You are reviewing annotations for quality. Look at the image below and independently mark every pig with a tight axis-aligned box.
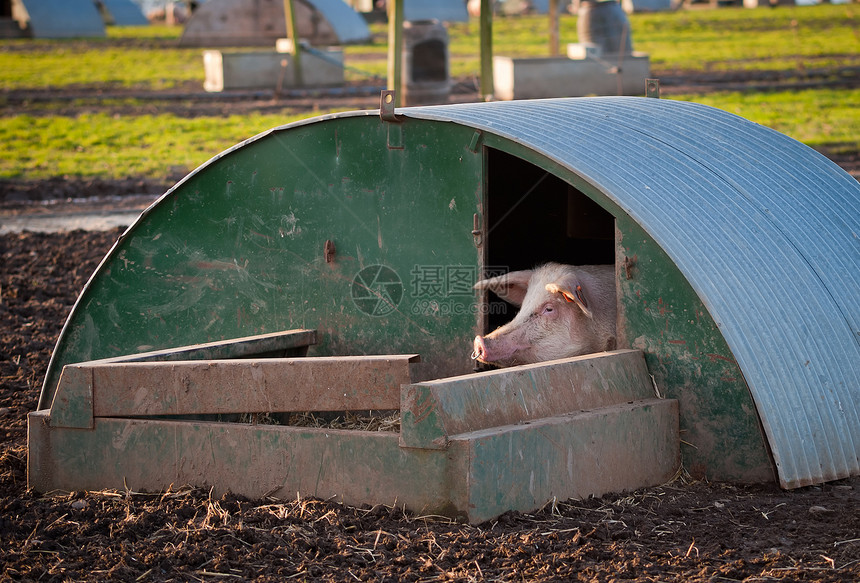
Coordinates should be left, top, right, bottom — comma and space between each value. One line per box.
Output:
471, 263, 616, 367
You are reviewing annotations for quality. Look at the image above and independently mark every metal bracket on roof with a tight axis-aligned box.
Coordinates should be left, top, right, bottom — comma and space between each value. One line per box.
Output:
646, 79, 661, 99
381, 90, 404, 149
380, 90, 400, 123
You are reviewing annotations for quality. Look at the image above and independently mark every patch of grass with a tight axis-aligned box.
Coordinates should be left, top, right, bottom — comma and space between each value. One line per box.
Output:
0, 111, 326, 180
633, 5, 859, 72
105, 24, 182, 40
670, 88, 859, 151
0, 46, 203, 91
0, 5, 857, 181
2, 5, 856, 89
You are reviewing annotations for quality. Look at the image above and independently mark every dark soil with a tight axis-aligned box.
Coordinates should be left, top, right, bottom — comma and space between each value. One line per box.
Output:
1, 228, 858, 582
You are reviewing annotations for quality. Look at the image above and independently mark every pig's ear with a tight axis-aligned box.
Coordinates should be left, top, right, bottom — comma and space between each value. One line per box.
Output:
546, 281, 593, 319
473, 270, 533, 307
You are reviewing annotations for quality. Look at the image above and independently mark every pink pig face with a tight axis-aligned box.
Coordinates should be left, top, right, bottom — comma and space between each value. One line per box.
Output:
472, 263, 617, 368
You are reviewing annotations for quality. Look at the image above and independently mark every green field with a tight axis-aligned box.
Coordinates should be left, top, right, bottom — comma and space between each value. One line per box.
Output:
0, 4, 857, 181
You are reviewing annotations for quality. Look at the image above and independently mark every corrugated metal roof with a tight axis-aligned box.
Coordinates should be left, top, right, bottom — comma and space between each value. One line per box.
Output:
306, 0, 372, 43
401, 96, 860, 488
101, 0, 150, 26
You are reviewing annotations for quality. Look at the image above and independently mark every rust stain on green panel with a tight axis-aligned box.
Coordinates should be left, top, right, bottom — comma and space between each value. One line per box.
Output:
615, 217, 772, 482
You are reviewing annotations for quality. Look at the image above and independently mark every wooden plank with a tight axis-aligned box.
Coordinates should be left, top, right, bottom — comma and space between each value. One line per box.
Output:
401, 349, 655, 449
50, 365, 93, 429
28, 411, 459, 519
51, 355, 419, 427
92, 329, 318, 363
29, 397, 680, 524
450, 398, 680, 524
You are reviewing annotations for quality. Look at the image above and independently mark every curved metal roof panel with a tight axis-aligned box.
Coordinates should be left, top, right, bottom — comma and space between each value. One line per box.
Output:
405, 0, 469, 23
306, 0, 372, 43
179, 0, 370, 47
401, 96, 860, 488
20, 0, 106, 38
101, 0, 150, 26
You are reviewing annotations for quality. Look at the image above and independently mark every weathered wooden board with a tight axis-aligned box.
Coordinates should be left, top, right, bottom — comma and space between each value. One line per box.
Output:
32, 348, 681, 523
449, 398, 680, 523
401, 349, 655, 449
51, 354, 420, 429
29, 397, 678, 524
28, 411, 457, 518
92, 329, 318, 363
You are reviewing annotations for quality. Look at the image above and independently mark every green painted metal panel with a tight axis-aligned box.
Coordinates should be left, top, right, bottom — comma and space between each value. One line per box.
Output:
42, 116, 484, 408
615, 216, 772, 482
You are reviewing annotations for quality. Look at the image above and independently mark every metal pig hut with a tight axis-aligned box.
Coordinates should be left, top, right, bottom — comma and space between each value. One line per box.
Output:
29, 96, 860, 523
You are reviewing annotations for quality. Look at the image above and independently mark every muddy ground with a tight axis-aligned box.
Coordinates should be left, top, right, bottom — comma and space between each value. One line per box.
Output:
1, 230, 859, 581
1, 49, 859, 580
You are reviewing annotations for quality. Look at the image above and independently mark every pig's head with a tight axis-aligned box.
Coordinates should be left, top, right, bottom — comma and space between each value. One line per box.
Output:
471, 263, 616, 367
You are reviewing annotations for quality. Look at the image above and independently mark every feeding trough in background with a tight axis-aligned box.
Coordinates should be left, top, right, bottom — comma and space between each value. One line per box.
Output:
29, 96, 860, 522
492, 0, 651, 100
348, 0, 469, 23
203, 41, 346, 93
195, 0, 368, 93
493, 47, 650, 100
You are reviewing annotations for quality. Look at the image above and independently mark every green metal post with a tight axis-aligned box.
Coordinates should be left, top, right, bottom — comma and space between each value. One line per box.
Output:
480, 0, 493, 101
283, 0, 303, 86
387, 0, 404, 106
549, 0, 559, 56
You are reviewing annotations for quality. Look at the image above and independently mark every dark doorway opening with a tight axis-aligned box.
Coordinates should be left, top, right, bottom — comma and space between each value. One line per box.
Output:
483, 148, 615, 333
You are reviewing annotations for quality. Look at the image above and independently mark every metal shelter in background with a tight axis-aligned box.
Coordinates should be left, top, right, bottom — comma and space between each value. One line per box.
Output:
98, 0, 149, 25
179, 0, 371, 47
12, 0, 105, 37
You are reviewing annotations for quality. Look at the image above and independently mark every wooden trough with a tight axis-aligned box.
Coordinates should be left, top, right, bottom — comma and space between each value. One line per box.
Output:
29, 330, 678, 524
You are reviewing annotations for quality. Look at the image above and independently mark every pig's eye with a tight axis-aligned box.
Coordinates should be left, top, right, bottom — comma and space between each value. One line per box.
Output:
542, 305, 554, 315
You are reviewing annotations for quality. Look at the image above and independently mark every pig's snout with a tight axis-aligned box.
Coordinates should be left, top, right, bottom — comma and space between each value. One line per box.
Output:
471, 335, 487, 361
471, 334, 520, 365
